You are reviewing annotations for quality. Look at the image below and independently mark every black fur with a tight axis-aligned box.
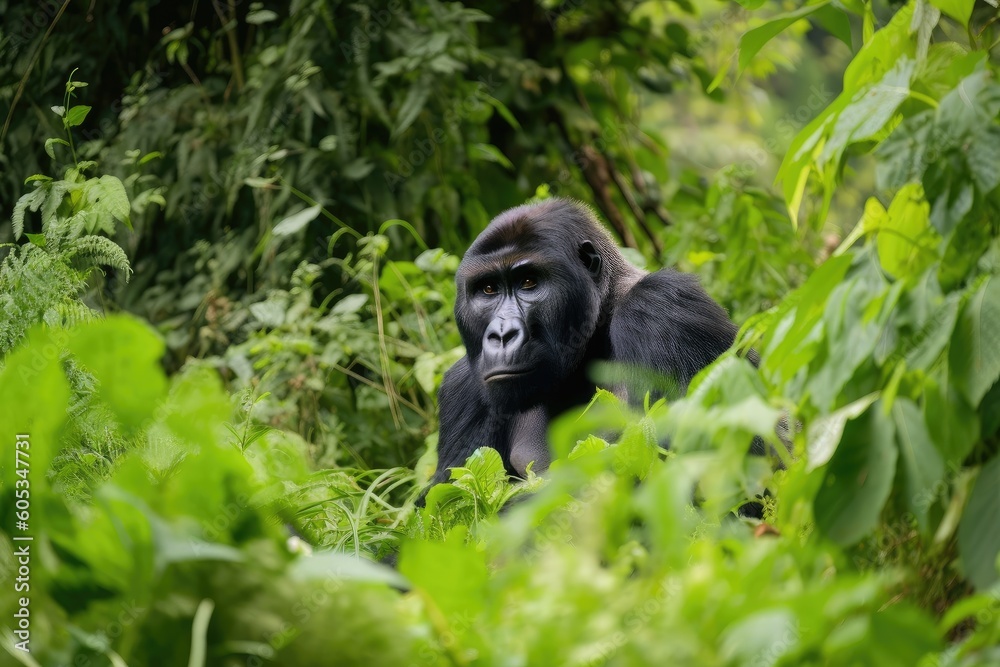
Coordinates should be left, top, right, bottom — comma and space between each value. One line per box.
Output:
429, 198, 751, 487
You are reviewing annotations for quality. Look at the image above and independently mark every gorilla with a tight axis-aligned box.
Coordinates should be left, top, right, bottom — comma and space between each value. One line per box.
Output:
429, 197, 758, 487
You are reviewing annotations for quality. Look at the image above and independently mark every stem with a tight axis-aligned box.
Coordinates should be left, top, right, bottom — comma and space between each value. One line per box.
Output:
908, 90, 939, 108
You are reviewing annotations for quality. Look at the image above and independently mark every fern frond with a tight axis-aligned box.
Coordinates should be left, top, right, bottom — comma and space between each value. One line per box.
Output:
65, 235, 133, 281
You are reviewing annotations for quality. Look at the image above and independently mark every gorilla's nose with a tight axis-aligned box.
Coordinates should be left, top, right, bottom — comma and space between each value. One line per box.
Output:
484, 317, 526, 355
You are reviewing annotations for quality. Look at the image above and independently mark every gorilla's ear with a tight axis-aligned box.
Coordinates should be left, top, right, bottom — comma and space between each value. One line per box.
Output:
578, 240, 602, 278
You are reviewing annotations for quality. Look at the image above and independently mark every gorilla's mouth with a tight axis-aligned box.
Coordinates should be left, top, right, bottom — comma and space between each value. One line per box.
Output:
483, 368, 532, 382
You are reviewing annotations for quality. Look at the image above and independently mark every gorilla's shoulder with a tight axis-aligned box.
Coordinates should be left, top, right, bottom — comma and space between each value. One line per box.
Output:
608, 269, 740, 383
440, 356, 473, 391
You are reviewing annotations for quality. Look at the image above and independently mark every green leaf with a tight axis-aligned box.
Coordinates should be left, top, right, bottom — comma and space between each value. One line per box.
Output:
949, 277, 1000, 406
820, 58, 915, 168
67, 316, 168, 430
342, 158, 374, 180
82, 175, 132, 231
246, 9, 279, 24
244, 176, 277, 188
483, 94, 521, 130
891, 398, 945, 534
814, 400, 898, 546
806, 393, 879, 471
958, 456, 1000, 590
399, 528, 489, 621
0, 328, 71, 492
762, 253, 853, 383
875, 183, 939, 280
470, 143, 513, 169
24, 232, 46, 247
875, 110, 931, 187
806, 268, 885, 411
289, 551, 409, 589
738, 2, 833, 76
904, 295, 959, 370
331, 293, 369, 316
777, 3, 915, 224
44, 137, 70, 159
391, 81, 431, 138
63, 104, 92, 128
924, 378, 979, 464
138, 151, 163, 165
929, 0, 975, 25
811, 4, 853, 50
272, 204, 321, 236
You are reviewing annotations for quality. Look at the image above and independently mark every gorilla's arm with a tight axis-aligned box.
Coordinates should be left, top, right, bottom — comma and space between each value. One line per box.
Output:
608, 269, 742, 402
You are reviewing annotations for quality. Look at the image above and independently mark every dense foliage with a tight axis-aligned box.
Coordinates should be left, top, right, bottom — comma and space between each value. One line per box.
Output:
2, 1, 1000, 665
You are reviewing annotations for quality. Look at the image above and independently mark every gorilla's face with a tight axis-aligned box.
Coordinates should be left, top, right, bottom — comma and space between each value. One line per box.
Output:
455, 219, 603, 410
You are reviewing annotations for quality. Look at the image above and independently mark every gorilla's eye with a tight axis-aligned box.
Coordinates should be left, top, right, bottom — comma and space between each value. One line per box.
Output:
482, 283, 499, 295
520, 277, 538, 290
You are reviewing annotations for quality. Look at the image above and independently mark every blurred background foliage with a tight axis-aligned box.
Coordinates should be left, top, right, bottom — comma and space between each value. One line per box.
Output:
3, 0, 1000, 665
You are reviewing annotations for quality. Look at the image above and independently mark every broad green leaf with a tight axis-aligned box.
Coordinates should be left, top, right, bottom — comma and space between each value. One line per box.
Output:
966, 124, 1000, 193
720, 609, 799, 664
958, 456, 1000, 590
738, 2, 833, 76
814, 400, 898, 545
875, 110, 932, 190
924, 378, 979, 464
820, 58, 915, 167
892, 398, 945, 533
67, 316, 168, 430
949, 277, 1000, 406
858, 605, 942, 664
806, 393, 879, 471
807, 268, 885, 411
929, 0, 975, 25
273, 204, 321, 236
876, 183, 939, 279
160, 366, 232, 447
0, 328, 71, 492
24, 232, 46, 247
904, 294, 959, 370
762, 253, 853, 383
399, 528, 488, 621
614, 419, 658, 480
811, 4, 853, 49
63, 104, 92, 128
